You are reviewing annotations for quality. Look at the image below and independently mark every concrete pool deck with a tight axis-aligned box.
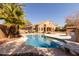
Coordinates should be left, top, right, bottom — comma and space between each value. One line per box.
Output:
44, 34, 71, 40
24, 33, 79, 55
64, 40, 79, 55
44, 34, 79, 55
25, 33, 71, 40
0, 39, 72, 56
0, 33, 73, 56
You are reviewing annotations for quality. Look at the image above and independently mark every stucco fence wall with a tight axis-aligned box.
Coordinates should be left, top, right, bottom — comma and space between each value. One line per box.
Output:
75, 29, 79, 43
0, 29, 6, 39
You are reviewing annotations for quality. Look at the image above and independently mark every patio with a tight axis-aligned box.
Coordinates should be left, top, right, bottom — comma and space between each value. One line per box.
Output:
0, 36, 72, 56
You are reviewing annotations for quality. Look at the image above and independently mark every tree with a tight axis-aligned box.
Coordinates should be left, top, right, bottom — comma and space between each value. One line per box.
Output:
65, 11, 79, 27
19, 19, 32, 29
65, 16, 75, 26
55, 26, 61, 31
0, 3, 25, 26
0, 3, 32, 38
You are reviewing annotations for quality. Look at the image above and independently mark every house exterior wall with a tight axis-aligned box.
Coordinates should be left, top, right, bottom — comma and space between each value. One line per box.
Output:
75, 21, 79, 43
75, 29, 79, 42
38, 24, 44, 33
66, 28, 76, 35
66, 27, 77, 41
33, 21, 56, 33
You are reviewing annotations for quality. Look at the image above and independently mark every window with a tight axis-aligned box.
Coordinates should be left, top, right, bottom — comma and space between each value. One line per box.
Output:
41, 28, 43, 31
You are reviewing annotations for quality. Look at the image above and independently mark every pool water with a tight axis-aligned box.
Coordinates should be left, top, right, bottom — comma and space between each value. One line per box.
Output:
25, 35, 61, 48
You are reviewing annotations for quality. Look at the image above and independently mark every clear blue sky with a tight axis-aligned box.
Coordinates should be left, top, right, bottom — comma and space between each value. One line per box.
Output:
23, 3, 79, 26
0, 4, 79, 26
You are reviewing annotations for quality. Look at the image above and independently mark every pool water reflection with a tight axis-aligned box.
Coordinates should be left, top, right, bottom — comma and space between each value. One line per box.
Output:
25, 35, 61, 48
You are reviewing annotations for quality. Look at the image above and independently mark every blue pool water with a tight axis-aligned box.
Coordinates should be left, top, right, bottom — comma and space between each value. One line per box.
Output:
25, 35, 61, 48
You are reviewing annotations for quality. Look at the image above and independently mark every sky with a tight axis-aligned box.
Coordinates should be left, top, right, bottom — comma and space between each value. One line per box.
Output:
1, 3, 79, 26
24, 3, 79, 26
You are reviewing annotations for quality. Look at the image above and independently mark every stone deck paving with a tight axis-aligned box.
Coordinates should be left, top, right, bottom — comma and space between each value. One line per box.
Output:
0, 38, 72, 56
65, 40, 79, 55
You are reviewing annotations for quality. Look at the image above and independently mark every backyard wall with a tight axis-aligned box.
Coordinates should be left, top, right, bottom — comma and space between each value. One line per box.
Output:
66, 27, 76, 35
66, 27, 77, 41
0, 24, 8, 39
0, 29, 6, 39
75, 29, 79, 43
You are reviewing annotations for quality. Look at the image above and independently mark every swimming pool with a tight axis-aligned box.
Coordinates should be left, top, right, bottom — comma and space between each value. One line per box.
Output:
25, 35, 62, 48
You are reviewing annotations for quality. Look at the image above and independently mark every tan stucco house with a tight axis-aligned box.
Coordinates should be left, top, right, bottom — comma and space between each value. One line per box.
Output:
32, 21, 56, 33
